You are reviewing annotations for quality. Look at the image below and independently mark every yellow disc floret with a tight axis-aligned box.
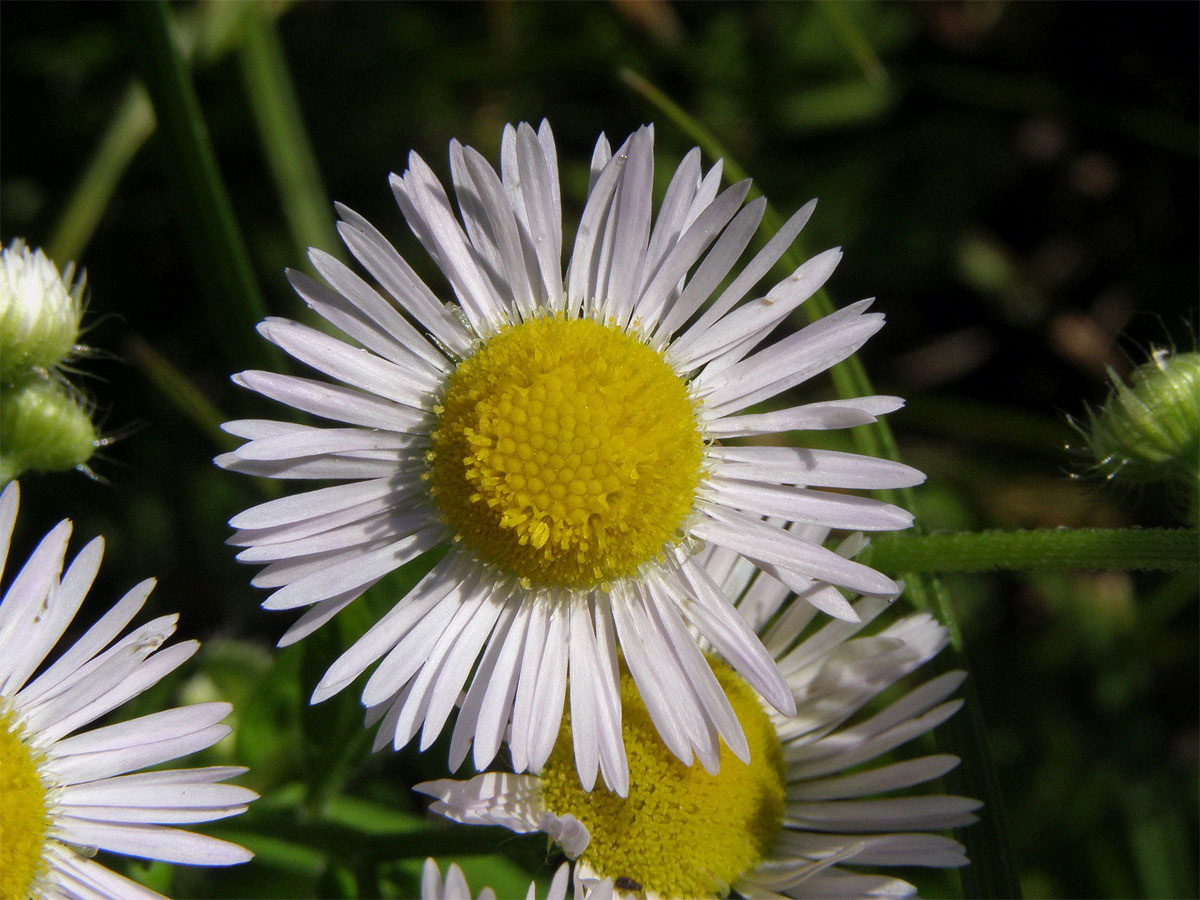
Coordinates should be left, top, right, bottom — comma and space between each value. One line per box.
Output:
428, 317, 704, 589
539, 660, 786, 898
1, 703, 52, 899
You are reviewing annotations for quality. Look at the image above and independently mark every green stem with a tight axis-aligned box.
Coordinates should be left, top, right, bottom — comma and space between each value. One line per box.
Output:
862, 528, 1199, 574
124, 334, 235, 451
124, 0, 278, 372
50, 2, 283, 264
236, 3, 342, 267
48, 84, 156, 265
816, 0, 888, 87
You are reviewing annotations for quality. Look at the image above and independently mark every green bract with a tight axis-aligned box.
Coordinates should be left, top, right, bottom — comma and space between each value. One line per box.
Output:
0, 240, 85, 382
0, 375, 96, 483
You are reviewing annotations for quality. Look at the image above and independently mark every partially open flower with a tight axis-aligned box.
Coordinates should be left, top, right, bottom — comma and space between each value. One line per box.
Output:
0, 239, 85, 382
1080, 348, 1199, 503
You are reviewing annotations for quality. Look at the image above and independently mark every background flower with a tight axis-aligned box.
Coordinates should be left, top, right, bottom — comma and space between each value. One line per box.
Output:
418, 544, 977, 899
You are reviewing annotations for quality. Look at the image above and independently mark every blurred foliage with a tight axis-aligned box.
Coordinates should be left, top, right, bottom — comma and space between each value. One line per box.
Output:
1, 2, 1196, 898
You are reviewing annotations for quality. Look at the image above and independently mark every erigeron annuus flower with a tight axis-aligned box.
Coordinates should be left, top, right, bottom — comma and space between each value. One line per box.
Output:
418, 535, 979, 900
0, 482, 256, 900
218, 121, 925, 794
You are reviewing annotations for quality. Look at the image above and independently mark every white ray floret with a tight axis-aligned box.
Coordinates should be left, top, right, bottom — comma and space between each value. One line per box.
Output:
0, 482, 255, 900
219, 121, 924, 795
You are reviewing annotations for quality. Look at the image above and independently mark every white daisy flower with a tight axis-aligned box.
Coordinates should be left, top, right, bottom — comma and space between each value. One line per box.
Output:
0, 482, 256, 900
417, 536, 979, 900
218, 121, 925, 795
420, 858, 608, 900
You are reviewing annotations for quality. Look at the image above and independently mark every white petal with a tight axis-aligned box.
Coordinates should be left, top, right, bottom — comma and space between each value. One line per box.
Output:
0, 518, 72, 688
291, 258, 448, 376
447, 598, 521, 770
708, 477, 914, 532
2, 535, 102, 696
234, 370, 432, 432
259, 317, 438, 405
668, 556, 795, 716
335, 204, 474, 358
692, 508, 898, 598
526, 603, 569, 772
669, 246, 841, 370
791, 754, 961, 801
312, 555, 466, 703
260, 530, 441, 611
661, 199, 816, 345
55, 817, 253, 865
16, 580, 154, 708
712, 446, 925, 490
706, 396, 905, 437
697, 301, 884, 415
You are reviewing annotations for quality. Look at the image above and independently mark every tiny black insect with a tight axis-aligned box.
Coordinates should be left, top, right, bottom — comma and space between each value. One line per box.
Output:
613, 876, 643, 892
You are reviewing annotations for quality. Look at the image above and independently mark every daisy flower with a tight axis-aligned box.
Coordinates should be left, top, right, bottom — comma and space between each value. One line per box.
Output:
419, 858, 607, 900
218, 121, 924, 794
0, 482, 256, 900
417, 534, 979, 900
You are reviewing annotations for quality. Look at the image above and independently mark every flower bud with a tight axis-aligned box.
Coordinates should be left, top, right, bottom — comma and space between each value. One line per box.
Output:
0, 239, 85, 381
0, 375, 96, 483
1084, 349, 1199, 490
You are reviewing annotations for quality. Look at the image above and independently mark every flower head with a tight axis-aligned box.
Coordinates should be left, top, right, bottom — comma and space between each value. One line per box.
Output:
0, 482, 255, 900
219, 122, 924, 793
418, 540, 978, 899
0, 239, 85, 382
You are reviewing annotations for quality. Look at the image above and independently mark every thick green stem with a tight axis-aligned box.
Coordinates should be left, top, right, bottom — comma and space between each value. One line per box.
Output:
862, 528, 1199, 574
236, 4, 342, 267
124, 334, 235, 451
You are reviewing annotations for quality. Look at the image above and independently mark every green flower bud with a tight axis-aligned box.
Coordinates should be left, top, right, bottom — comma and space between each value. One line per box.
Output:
0, 239, 86, 381
0, 374, 96, 483
1084, 349, 1199, 491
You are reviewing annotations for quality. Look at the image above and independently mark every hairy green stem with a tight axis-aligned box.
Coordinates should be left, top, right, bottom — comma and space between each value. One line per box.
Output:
862, 528, 1199, 574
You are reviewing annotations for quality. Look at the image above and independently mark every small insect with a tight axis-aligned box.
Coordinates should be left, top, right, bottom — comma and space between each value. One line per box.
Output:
613, 876, 643, 892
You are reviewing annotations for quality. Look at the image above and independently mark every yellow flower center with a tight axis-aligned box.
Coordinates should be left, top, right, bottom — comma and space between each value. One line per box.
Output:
539, 661, 785, 898
428, 317, 704, 589
1, 703, 52, 899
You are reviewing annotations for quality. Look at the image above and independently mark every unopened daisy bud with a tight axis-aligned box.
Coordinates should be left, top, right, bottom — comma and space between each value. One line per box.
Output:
1084, 349, 1200, 491
0, 239, 85, 381
0, 374, 96, 482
